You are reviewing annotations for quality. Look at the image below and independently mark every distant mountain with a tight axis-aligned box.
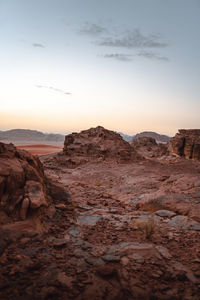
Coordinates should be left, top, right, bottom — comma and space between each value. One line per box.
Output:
133, 131, 170, 143
0, 129, 65, 142
118, 132, 134, 142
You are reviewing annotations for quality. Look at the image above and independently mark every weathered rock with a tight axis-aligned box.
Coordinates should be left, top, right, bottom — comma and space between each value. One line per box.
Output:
155, 209, 176, 218
20, 197, 30, 220
169, 129, 200, 160
25, 180, 47, 210
168, 215, 200, 230
131, 136, 168, 158
155, 246, 172, 259
78, 215, 102, 226
101, 254, 120, 262
0, 142, 71, 225
0, 142, 48, 223
132, 136, 157, 147
63, 126, 142, 164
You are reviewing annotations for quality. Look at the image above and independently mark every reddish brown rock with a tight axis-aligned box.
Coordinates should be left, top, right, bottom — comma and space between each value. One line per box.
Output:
0, 142, 70, 226
0, 142, 48, 223
63, 126, 142, 164
169, 129, 200, 160
132, 136, 157, 147
131, 136, 168, 158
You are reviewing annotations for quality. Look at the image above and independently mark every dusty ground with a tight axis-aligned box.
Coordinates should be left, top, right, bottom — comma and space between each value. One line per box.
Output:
1, 150, 200, 299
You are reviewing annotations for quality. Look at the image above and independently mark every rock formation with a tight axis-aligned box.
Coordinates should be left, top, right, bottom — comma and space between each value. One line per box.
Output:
132, 136, 157, 148
133, 131, 170, 143
0, 142, 70, 227
63, 126, 142, 164
169, 129, 200, 160
131, 136, 168, 158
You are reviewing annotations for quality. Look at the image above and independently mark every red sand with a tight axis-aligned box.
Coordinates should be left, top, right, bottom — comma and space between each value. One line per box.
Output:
17, 144, 63, 155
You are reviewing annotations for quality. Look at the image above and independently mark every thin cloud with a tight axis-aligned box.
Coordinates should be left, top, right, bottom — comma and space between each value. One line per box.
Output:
101, 53, 133, 61
79, 22, 107, 36
32, 43, 45, 48
137, 51, 169, 61
96, 28, 169, 49
35, 85, 71, 95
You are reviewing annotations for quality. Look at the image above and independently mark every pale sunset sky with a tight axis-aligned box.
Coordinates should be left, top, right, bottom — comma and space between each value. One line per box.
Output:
0, 0, 200, 136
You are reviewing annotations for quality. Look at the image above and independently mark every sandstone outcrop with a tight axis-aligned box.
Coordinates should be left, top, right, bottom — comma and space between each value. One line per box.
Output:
131, 136, 168, 158
63, 126, 142, 164
0, 142, 70, 226
169, 129, 200, 160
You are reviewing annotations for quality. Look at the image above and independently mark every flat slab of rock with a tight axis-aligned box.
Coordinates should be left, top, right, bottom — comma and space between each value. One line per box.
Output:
155, 210, 176, 218
155, 246, 172, 259
168, 215, 200, 230
78, 215, 102, 226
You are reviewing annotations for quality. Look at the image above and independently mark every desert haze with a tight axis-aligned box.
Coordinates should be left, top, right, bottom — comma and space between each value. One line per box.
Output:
0, 126, 200, 299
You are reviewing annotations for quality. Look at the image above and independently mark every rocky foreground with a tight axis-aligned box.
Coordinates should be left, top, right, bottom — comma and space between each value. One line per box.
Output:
0, 127, 200, 299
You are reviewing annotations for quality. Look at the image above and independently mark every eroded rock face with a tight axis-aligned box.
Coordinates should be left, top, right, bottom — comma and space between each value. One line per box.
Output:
132, 136, 157, 147
63, 126, 142, 164
0, 142, 70, 225
169, 129, 200, 160
131, 136, 168, 158
0, 142, 48, 223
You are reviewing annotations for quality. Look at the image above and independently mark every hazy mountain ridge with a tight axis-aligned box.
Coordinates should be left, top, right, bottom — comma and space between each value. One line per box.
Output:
120, 131, 170, 143
0, 129, 170, 143
0, 129, 65, 142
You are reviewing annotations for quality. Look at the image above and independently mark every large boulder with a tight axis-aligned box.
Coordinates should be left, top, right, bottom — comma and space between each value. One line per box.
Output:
63, 126, 142, 164
0, 142, 70, 226
169, 129, 200, 160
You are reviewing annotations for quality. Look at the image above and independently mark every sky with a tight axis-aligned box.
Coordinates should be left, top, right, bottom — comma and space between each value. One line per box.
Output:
0, 0, 200, 136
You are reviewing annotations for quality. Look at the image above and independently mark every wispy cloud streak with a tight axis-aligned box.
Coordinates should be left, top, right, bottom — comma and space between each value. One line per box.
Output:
35, 85, 71, 95
101, 53, 133, 61
79, 22, 107, 36
96, 29, 169, 49
137, 51, 169, 61
32, 43, 45, 48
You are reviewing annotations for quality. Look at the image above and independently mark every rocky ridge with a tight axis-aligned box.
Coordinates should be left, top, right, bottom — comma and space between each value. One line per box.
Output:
63, 126, 142, 163
169, 129, 200, 161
